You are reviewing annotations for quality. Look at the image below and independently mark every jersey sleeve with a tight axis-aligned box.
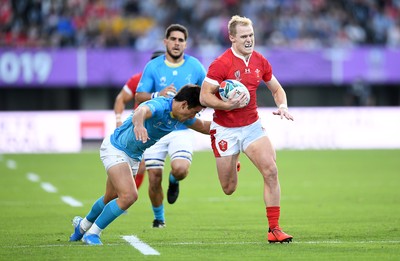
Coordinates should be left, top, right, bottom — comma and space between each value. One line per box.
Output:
138, 99, 157, 118
124, 73, 142, 96
262, 56, 273, 82
205, 57, 227, 85
183, 117, 197, 126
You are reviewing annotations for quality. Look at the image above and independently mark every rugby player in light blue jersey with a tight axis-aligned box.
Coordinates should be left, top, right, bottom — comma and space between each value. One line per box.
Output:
136, 24, 207, 228
69, 85, 210, 245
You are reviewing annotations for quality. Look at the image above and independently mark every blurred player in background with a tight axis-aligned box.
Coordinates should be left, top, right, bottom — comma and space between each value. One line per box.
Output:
69, 85, 210, 245
200, 15, 294, 243
113, 50, 164, 189
136, 24, 206, 228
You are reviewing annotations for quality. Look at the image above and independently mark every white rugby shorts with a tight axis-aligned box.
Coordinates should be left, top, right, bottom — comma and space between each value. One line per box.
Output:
100, 135, 140, 176
143, 129, 194, 169
210, 119, 267, 157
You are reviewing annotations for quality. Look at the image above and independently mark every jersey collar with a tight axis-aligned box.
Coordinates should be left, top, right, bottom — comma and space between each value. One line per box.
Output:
164, 55, 185, 68
231, 47, 251, 67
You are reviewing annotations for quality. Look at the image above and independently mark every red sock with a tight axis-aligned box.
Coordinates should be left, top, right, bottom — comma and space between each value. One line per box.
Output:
135, 173, 145, 189
266, 206, 280, 229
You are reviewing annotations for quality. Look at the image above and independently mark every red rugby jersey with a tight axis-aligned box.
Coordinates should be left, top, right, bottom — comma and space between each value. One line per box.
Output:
205, 48, 273, 127
124, 72, 142, 109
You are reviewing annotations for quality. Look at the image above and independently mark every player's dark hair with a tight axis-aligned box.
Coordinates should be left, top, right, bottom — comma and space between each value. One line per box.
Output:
151, 50, 164, 60
174, 84, 204, 109
165, 24, 188, 40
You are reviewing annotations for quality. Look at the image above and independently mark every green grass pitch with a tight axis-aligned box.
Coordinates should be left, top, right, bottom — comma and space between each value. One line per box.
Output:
1, 150, 399, 260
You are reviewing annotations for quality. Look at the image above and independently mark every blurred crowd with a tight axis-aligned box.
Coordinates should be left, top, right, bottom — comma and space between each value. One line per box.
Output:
1, 0, 400, 49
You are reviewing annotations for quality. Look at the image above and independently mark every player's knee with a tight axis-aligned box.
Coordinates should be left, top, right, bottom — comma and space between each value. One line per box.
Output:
170, 165, 189, 180
222, 187, 236, 195
222, 183, 237, 195
263, 164, 278, 181
148, 175, 162, 193
148, 169, 162, 183
170, 157, 191, 180
148, 181, 162, 193
119, 191, 138, 209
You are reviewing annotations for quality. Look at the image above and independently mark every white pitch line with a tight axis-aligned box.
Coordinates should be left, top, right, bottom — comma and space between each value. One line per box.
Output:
61, 196, 83, 207
25, 171, 83, 207
122, 235, 160, 255
40, 182, 58, 193
27, 172, 40, 182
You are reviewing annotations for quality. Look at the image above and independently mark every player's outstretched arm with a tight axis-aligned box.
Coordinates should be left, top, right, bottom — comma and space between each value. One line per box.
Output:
132, 105, 152, 143
188, 119, 211, 135
267, 75, 294, 121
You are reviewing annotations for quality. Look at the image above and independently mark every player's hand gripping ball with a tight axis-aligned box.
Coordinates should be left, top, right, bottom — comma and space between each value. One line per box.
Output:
219, 79, 250, 106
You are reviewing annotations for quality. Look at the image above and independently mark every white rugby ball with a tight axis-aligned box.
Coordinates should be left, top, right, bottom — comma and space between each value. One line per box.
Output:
218, 79, 250, 106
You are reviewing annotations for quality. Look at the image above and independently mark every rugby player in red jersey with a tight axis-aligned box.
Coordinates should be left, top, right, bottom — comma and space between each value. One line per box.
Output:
200, 15, 294, 243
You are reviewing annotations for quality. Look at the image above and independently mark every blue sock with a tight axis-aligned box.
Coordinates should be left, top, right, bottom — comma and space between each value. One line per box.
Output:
169, 173, 178, 184
86, 196, 105, 223
94, 199, 124, 229
152, 205, 165, 222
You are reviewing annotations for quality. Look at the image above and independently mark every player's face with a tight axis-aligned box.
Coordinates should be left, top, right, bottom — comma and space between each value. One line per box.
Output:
175, 104, 203, 122
164, 31, 186, 61
230, 24, 254, 57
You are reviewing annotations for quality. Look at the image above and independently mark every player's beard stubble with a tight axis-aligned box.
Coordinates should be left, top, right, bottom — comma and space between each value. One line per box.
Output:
166, 48, 183, 61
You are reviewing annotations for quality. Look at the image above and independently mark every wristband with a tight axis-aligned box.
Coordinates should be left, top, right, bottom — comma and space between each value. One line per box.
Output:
115, 114, 122, 122
151, 92, 159, 99
279, 104, 288, 109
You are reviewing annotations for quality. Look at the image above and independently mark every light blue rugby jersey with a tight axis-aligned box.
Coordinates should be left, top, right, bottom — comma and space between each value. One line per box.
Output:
136, 54, 206, 130
110, 97, 196, 161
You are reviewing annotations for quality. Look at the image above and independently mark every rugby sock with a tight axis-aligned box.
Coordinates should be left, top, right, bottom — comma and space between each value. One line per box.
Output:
266, 206, 280, 229
94, 199, 124, 230
169, 173, 178, 184
135, 173, 145, 189
85, 196, 106, 223
86, 223, 102, 236
80, 218, 92, 233
152, 204, 165, 221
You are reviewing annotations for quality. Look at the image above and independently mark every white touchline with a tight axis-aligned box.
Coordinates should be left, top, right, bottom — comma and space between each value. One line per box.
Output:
61, 196, 83, 207
41, 182, 58, 193
122, 235, 160, 255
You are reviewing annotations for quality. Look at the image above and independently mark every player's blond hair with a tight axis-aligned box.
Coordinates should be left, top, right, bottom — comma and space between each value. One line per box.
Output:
228, 15, 253, 36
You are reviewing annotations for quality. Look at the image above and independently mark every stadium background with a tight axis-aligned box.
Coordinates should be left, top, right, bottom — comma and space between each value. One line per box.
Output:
0, 0, 399, 152
1, 2, 400, 259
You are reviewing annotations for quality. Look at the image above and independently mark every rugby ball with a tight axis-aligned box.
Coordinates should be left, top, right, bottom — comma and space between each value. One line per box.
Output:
219, 79, 250, 106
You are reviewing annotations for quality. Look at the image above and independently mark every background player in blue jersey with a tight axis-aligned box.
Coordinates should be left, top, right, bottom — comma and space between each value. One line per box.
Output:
69, 85, 210, 245
136, 24, 207, 228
